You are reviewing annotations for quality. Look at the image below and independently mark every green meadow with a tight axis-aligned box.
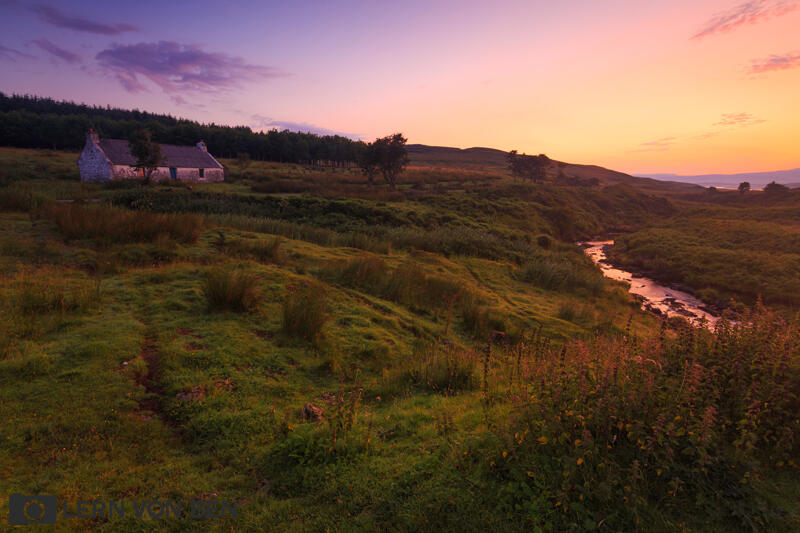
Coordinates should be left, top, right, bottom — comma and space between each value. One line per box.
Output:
1, 147, 799, 532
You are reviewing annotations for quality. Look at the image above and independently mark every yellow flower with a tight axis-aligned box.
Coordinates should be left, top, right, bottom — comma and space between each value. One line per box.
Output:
537, 436, 548, 445
502, 451, 508, 458
577, 457, 584, 465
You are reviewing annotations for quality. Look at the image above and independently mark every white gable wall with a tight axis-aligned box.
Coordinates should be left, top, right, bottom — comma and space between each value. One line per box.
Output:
78, 141, 112, 182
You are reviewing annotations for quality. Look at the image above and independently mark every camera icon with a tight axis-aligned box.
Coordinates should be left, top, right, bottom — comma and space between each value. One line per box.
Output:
8, 494, 58, 524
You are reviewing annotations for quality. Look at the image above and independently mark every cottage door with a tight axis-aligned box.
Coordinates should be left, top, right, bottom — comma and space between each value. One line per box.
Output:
169, 168, 177, 180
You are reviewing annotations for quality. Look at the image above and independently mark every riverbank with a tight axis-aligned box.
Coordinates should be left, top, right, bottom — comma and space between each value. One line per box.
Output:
581, 240, 719, 326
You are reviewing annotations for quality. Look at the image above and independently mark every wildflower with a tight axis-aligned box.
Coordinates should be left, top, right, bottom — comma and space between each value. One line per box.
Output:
502, 451, 508, 458
577, 457, 584, 465
538, 436, 548, 445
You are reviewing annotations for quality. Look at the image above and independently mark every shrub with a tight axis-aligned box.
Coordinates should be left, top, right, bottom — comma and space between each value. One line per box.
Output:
202, 267, 260, 312
281, 281, 329, 342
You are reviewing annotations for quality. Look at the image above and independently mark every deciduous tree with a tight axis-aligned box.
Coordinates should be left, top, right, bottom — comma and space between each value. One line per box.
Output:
128, 129, 162, 184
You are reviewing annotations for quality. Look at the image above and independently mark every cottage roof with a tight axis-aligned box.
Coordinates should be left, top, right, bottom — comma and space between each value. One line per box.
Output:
98, 139, 223, 169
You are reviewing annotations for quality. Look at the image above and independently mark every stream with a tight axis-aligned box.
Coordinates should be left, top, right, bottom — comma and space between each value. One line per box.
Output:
581, 240, 718, 327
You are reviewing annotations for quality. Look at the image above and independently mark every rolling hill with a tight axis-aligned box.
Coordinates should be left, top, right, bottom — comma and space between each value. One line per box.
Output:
639, 168, 800, 189
407, 144, 702, 192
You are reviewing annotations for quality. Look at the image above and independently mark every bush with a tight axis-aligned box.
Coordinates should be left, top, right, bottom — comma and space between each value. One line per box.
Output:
202, 267, 260, 312
281, 281, 329, 342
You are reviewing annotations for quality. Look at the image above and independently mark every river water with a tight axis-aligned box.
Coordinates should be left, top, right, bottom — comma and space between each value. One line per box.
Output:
582, 240, 718, 326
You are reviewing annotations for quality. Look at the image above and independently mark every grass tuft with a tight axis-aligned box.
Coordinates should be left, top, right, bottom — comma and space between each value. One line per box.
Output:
281, 281, 329, 342
202, 267, 260, 312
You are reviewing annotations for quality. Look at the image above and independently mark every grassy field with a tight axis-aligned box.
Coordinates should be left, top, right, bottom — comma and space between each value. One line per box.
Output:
608, 194, 800, 311
1, 147, 799, 531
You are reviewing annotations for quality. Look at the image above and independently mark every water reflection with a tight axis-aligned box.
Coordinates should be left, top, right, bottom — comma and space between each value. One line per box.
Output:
582, 240, 718, 327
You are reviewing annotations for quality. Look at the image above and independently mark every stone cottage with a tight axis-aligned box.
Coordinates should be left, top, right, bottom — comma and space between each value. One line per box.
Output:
78, 130, 224, 183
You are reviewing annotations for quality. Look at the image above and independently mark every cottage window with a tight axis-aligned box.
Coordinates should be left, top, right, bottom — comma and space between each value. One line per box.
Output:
199, 168, 205, 178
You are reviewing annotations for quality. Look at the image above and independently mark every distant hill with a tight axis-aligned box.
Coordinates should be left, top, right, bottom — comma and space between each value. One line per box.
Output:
639, 169, 800, 189
407, 144, 702, 192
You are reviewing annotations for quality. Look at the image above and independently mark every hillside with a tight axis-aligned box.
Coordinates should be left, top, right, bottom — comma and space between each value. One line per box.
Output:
408, 144, 702, 193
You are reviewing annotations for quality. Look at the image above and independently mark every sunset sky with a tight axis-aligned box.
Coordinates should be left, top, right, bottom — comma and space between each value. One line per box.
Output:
1, 0, 798, 174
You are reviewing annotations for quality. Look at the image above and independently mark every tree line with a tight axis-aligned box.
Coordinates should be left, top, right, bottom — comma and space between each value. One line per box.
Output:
0, 92, 363, 166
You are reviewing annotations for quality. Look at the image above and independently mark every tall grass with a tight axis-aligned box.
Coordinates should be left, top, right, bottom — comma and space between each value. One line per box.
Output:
325, 256, 468, 315
3, 269, 92, 315
42, 203, 203, 245
282, 281, 329, 342
227, 236, 284, 264
517, 253, 604, 295
379, 341, 478, 396
484, 306, 800, 530
211, 214, 391, 254
202, 267, 260, 312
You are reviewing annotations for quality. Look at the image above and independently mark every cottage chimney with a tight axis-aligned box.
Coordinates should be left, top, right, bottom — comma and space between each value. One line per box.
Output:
196, 140, 207, 152
87, 128, 100, 145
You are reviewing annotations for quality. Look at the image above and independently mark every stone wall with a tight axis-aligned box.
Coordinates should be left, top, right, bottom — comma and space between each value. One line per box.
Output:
110, 166, 224, 183
78, 142, 111, 182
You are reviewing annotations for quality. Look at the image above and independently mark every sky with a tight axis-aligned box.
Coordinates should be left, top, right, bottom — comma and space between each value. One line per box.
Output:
0, 0, 798, 175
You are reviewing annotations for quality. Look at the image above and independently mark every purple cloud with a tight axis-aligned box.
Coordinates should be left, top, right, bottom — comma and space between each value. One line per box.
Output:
250, 114, 361, 139
0, 44, 30, 61
31, 39, 81, 64
31, 4, 138, 35
96, 41, 281, 93
749, 52, 800, 73
692, 0, 797, 39
714, 112, 765, 127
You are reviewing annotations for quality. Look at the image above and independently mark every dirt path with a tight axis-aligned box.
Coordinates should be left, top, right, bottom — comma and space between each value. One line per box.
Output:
136, 334, 166, 416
